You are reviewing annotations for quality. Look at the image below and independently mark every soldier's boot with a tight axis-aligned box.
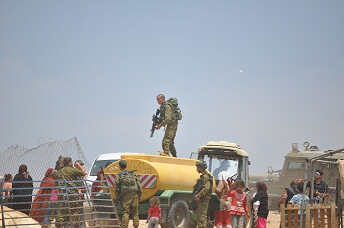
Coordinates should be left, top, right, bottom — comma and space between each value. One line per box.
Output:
170, 147, 177, 157
158, 151, 169, 156
170, 141, 177, 157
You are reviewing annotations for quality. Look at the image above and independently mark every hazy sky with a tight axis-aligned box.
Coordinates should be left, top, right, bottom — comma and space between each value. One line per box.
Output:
1, 1, 343, 174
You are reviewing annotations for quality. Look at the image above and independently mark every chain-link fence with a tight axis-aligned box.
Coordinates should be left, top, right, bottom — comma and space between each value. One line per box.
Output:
0, 137, 91, 185
0, 178, 120, 227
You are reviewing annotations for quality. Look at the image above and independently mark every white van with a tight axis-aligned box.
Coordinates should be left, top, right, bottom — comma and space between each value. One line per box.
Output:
87, 152, 140, 183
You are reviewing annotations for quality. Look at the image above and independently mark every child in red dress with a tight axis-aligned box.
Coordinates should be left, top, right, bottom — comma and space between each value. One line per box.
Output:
228, 179, 250, 228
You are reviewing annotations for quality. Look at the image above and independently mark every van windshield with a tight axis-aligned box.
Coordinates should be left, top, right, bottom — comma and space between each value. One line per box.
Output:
90, 160, 117, 176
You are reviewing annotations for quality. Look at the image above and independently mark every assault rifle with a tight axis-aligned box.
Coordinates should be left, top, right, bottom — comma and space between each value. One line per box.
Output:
150, 109, 161, 138
189, 178, 203, 210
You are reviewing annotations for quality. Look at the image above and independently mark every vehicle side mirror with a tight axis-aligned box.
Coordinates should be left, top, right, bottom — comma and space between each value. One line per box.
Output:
248, 161, 251, 165
189, 152, 199, 159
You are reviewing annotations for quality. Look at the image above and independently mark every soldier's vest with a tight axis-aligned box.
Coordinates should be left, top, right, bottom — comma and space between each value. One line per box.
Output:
119, 170, 139, 194
193, 173, 213, 195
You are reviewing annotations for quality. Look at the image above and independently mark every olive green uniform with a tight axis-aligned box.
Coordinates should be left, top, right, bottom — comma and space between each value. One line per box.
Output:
160, 102, 178, 157
195, 173, 211, 228
114, 170, 142, 228
55, 166, 84, 227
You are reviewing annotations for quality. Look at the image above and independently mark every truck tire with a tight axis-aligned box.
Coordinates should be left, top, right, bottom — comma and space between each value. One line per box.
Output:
165, 200, 190, 228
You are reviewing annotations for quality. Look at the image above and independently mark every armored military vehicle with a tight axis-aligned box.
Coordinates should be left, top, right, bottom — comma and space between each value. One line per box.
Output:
251, 142, 344, 210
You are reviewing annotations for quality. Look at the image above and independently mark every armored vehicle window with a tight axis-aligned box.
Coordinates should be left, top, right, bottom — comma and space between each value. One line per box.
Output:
203, 156, 238, 180
288, 161, 304, 170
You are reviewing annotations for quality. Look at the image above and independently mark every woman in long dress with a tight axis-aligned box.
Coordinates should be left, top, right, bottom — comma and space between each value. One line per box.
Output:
214, 171, 232, 228
12, 164, 34, 215
30, 168, 55, 223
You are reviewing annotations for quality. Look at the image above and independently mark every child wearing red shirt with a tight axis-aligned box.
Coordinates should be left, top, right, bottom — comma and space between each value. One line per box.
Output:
228, 179, 250, 228
147, 196, 162, 228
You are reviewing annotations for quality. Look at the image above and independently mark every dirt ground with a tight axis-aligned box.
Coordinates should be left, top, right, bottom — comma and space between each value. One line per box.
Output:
128, 211, 281, 227
266, 211, 281, 228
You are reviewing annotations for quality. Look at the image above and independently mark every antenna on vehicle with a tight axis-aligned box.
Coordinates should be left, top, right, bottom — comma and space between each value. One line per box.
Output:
303, 142, 310, 151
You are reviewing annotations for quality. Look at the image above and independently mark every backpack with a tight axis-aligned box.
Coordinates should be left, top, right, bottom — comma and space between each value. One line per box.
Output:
166, 97, 182, 121
119, 171, 139, 194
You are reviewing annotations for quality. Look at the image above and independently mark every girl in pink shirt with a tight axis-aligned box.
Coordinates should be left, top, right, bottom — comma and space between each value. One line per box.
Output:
2, 174, 12, 197
228, 179, 250, 228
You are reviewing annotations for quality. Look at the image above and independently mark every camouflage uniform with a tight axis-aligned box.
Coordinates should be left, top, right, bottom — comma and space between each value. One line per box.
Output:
115, 170, 142, 228
195, 173, 211, 228
55, 166, 84, 228
160, 102, 178, 157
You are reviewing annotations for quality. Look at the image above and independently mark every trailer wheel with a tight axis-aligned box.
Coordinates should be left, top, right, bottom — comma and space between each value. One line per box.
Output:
166, 200, 190, 228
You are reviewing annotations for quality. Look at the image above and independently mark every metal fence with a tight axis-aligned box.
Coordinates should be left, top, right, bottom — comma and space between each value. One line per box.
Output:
0, 178, 120, 227
0, 137, 91, 186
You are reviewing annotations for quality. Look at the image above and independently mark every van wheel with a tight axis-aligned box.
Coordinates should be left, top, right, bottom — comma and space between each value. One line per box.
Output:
165, 200, 190, 228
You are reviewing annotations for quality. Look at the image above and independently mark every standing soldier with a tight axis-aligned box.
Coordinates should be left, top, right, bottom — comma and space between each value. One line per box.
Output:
193, 161, 212, 228
155, 94, 182, 157
115, 160, 142, 228
75, 160, 86, 227
55, 157, 86, 228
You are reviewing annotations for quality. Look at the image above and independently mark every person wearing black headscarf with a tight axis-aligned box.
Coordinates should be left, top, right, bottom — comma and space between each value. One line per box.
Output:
12, 164, 34, 215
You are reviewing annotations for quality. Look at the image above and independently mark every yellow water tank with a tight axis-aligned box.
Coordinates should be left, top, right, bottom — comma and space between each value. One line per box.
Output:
103, 154, 205, 201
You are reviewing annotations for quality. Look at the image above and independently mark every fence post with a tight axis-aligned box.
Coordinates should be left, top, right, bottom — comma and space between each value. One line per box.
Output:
287, 204, 293, 228
314, 204, 319, 228
319, 204, 325, 227
331, 203, 338, 228
280, 204, 285, 228
1, 197, 5, 228
0, 179, 5, 228
293, 205, 299, 228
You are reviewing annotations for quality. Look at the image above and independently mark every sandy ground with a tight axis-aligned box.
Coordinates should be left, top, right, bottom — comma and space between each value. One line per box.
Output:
0, 206, 41, 228
127, 211, 281, 227
266, 211, 280, 228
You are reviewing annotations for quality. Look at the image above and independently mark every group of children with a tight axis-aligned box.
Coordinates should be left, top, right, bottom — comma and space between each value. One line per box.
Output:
145, 172, 268, 228
214, 171, 268, 228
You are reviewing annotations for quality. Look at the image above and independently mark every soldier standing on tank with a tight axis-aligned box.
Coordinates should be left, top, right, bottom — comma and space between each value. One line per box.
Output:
155, 94, 178, 157
194, 161, 212, 228
115, 160, 142, 228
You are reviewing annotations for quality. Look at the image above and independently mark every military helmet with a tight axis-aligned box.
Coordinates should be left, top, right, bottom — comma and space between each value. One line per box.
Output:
196, 160, 207, 170
119, 160, 127, 168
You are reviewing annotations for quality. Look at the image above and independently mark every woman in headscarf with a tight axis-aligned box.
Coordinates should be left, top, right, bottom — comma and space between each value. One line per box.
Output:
30, 168, 55, 223
214, 171, 232, 228
12, 164, 34, 215
91, 170, 104, 198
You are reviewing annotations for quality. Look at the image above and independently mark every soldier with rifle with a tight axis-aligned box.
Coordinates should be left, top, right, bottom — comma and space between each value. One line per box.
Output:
193, 161, 213, 228
150, 94, 182, 157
